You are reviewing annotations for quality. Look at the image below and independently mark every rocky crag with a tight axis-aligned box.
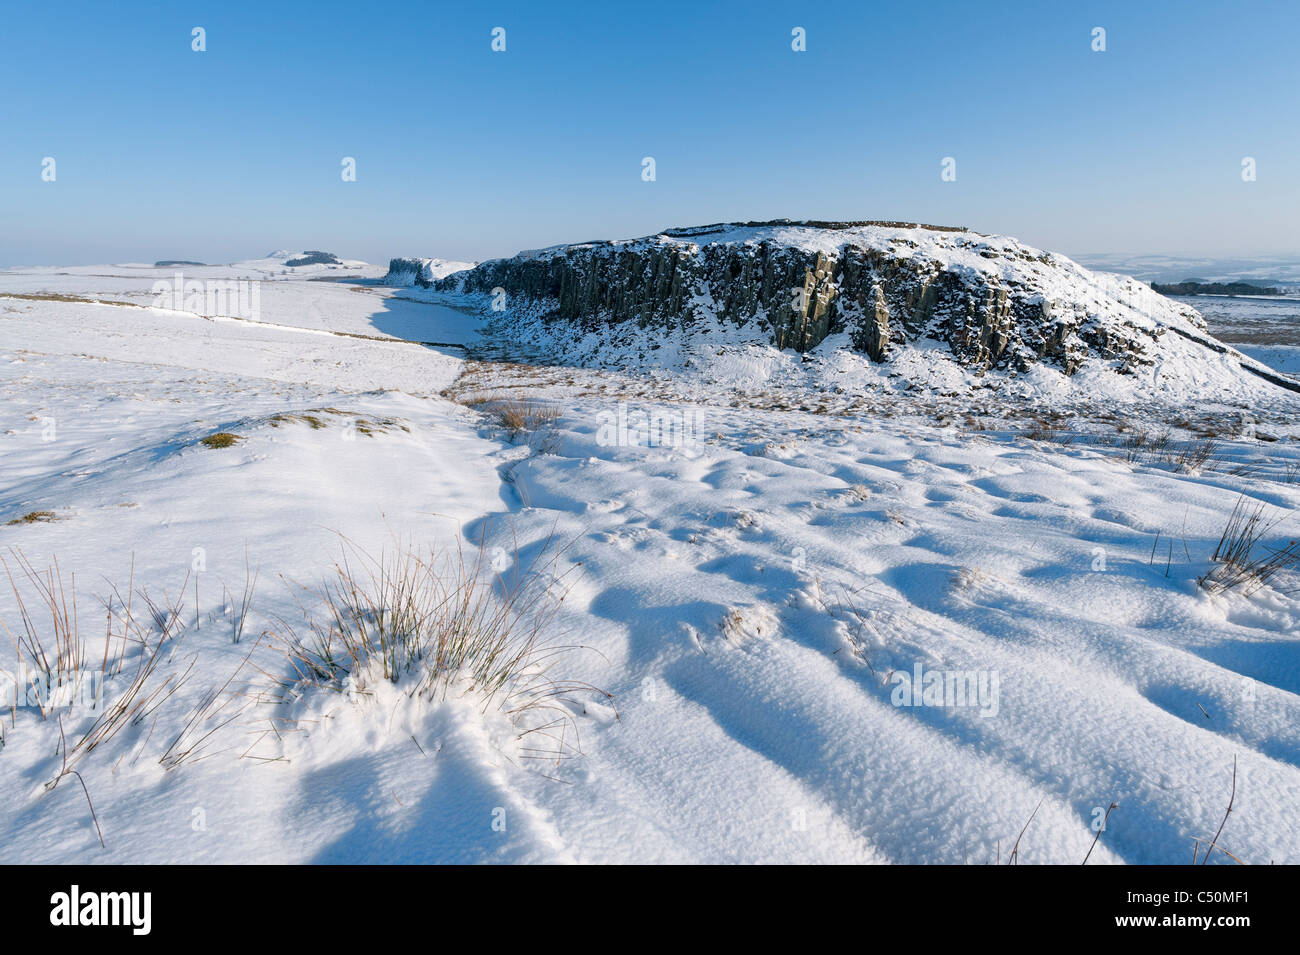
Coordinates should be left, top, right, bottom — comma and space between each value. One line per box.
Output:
384, 257, 477, 287
397, 219, 1227, 376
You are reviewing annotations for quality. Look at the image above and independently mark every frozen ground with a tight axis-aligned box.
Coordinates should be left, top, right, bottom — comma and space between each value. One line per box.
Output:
1, 260, 1298, 864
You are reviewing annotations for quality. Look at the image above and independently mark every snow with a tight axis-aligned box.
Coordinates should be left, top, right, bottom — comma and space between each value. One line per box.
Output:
1, 257, 1298, 864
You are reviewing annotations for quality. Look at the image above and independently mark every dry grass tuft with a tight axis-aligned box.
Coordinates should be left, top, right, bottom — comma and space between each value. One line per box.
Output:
0, 550, 213, 845
495, 397, 560, 436
1198, 496, 1300, 596
462, 394, 562, 453
844, 484, 871, 503
1117, 427, 1172, 462
1115, 428, 1218, 473
1, 550, 86, 716
268, 408, 409, 436
200, 432, 242, 449
6, 510, 58, 526
1023, 420, 1075, 445
270, 412, 327, 430
0, 547, 238, 761
1166, 438, 1219, 473
2, 530, 609, 841
266, 535, 609, 760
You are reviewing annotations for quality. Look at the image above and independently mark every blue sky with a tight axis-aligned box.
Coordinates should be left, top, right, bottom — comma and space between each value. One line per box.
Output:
2, 0, 1297, 266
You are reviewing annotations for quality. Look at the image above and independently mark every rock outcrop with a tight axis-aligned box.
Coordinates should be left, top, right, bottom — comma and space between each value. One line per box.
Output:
384, 257, 477, 287
411, 220, 1212, 374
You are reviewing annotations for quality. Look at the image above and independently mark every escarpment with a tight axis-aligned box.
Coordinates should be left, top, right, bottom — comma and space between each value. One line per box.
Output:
395, 220, 1213, 375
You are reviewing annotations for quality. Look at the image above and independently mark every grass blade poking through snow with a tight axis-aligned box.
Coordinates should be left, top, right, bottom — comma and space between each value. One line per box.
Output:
1, 550, 85, 718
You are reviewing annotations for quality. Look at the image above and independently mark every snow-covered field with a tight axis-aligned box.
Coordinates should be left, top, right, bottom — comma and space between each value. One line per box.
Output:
2, 257, 1298, 863
1171, 293, 1300, 376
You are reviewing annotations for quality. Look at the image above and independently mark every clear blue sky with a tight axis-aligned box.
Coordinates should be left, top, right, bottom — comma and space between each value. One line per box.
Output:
2, 0, 1297, 266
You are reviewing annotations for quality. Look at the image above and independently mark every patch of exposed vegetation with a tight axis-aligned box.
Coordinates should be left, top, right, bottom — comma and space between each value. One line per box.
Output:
1114, 427, 1220, 473
0, 292, 144, 307
269, 412, 328, 430
6, 510, 58, 526
1199, 496, 1300, 596
457, 393, 562, 453
267, 407, 408, 437
200, 432, 243, 449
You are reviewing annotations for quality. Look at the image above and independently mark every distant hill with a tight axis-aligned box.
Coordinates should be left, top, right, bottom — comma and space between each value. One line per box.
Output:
283, 251, 343, 267
154, 260, 206, 267
1150, 280, 1282, 296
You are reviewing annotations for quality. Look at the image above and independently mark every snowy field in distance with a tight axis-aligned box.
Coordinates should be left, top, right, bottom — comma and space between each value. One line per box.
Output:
1170, 293, 1300, 375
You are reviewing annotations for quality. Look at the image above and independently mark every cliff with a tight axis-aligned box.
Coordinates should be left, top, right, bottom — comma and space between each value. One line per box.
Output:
419, 220, 1213, 375
384, 257, 476, 287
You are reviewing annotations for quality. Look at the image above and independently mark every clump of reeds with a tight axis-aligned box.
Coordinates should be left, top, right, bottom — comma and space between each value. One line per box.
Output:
267, 535, 610, 761
1199, 496, 1300, 595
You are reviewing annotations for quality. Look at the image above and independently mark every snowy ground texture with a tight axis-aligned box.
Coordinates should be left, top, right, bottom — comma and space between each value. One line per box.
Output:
1, 250, 1298, 864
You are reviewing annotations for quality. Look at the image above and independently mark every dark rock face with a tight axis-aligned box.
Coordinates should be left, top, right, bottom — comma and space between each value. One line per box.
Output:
424, 221, 1204, 373
386, 257, 433, 286
384, 257, 474, 287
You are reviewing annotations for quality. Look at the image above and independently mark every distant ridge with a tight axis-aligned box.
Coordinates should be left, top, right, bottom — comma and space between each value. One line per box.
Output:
663, 218, 967, 237
283, 251, 343, 267
1151, 280, 1282, 297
